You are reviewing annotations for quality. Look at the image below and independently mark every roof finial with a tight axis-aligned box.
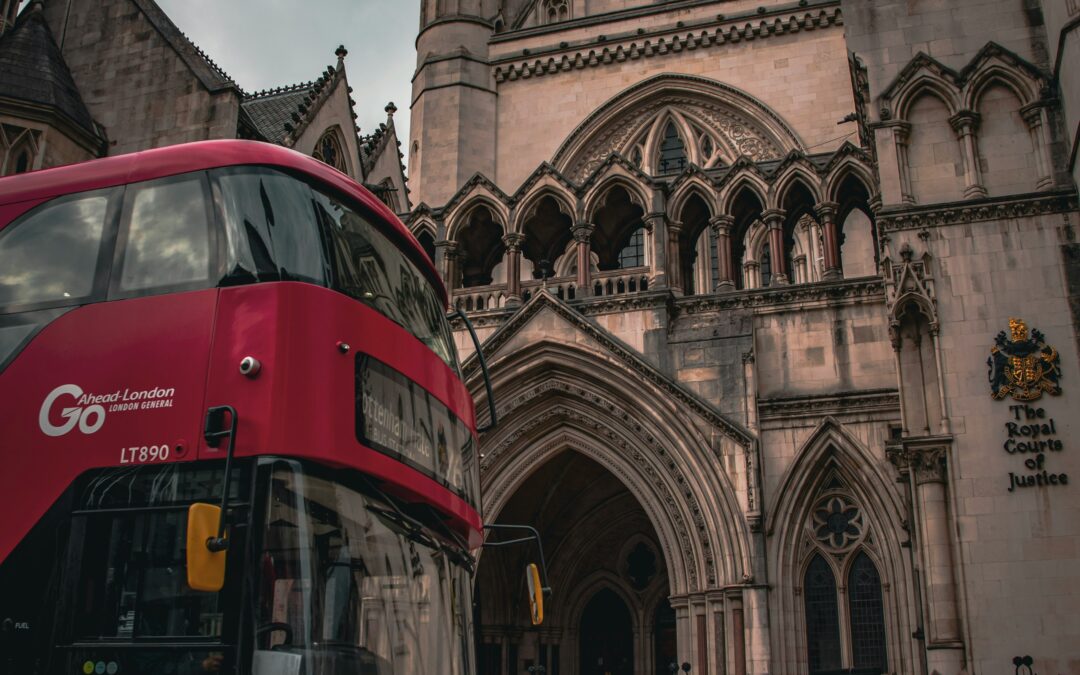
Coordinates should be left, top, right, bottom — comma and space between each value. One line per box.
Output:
336, 45, 348, 63
385, 102, 397, 117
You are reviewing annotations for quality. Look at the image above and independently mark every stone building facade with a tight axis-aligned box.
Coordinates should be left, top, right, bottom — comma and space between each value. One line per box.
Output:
0, 0, 409, 210
405, 1, 1080, 674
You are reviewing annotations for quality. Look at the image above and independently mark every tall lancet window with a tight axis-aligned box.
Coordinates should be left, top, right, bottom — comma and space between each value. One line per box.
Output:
805, 554, 842, 673
657, 122, 687, 174
849, 552, 888, 671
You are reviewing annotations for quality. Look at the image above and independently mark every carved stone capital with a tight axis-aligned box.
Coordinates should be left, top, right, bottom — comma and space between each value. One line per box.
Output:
666, 219, 684, 236
948, 110, 980, 135
502, 232, 525, 251
1019, 101, 1046, 127
709, 214, 734, 234
641, 212, 666, 233
762, 208, 786, 229
571, 222, 595, 243
814, 201, 839, 223
888, 444, 949, 484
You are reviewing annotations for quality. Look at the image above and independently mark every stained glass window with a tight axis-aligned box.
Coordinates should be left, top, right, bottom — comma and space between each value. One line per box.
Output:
313, 130, 347, 173
804, 554, 842, 674
657, 122, 687, 174
849, 552, 888, 672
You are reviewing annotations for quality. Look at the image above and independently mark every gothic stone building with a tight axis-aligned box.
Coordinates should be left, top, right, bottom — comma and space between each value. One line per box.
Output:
405, 1, 1080, 675
0, 0, 409, 209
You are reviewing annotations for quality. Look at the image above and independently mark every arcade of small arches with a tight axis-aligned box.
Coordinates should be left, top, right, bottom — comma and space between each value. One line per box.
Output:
415, 152, 879, 314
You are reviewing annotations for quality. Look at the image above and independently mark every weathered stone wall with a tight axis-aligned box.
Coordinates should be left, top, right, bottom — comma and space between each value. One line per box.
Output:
883, 203, 1080, 674
41, 0, 239, 156
489, 18, 853, 190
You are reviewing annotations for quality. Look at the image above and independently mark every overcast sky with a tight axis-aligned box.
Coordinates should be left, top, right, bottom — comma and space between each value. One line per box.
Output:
155, 0, 420, 168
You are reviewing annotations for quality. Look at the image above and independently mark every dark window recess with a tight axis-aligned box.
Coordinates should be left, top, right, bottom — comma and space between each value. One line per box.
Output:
657, 122, 687, 174
117, 175, 212, 292
0, 189, 112, 310
848, 552, 888, 672
479, 643, 502, 675
805, 554, 842, 674
625, 541, 657, 590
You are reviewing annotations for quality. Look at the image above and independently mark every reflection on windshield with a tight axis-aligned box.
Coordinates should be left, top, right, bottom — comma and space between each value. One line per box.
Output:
256, 461, 473, 675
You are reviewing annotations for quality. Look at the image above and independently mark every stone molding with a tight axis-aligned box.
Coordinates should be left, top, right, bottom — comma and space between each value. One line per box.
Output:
492, 6, 843, 83
676, 277, 884, 315
758, 389, 900, 421
875, 189, 1077, 233
460, 290, 754, 447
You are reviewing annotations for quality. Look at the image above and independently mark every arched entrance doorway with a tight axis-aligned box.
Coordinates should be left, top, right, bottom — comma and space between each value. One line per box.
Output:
476, 451, 668, 675
580, 589, 633, 675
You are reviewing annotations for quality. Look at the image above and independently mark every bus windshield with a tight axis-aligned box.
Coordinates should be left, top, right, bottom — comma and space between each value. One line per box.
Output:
57, 460, 475, 675
256, 460, 474, 675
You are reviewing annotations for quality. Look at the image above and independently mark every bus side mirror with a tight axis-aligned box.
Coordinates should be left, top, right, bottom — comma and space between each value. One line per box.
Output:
526, 563, 544, 626
186, 503, 227, 592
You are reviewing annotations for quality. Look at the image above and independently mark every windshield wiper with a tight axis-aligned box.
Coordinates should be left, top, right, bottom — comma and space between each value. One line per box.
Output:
361, 481, 476, 573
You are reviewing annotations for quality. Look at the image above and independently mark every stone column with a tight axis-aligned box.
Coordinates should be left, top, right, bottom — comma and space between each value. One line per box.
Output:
762, 209, 788, 286
571, 222, 595, 297
709, 214, 735, 291
888, 444, 965, 675
949, 110, 988, 199
1021, 102, 1054, 189
667, 219, 684, 294
643, 212, 669, 289
502, 232, 525, 306
814, 201, 841, 280
435, 240, 459, 293
873, 120, 914, 205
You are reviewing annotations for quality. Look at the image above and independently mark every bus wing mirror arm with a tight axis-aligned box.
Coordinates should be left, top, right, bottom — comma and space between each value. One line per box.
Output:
203, 405, 238, 552
449, 308, 497, 433
482, 523, 552, 596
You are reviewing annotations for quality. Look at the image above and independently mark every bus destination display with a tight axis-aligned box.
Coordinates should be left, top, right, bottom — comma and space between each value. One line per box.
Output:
356, 354, 468, 499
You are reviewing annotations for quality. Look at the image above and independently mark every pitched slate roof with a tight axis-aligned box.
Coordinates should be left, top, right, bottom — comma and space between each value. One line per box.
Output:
240, 82, 316, 144
0, 5, 96, 137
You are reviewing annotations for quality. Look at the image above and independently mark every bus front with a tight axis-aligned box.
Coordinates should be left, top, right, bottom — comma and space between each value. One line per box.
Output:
0, 142, 481, 675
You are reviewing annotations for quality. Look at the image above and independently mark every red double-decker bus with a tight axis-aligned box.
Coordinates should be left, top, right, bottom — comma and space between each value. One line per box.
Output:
0, 140, 508, 674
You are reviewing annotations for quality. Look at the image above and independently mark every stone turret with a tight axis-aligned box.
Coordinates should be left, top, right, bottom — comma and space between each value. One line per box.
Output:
410, 0, 499, 206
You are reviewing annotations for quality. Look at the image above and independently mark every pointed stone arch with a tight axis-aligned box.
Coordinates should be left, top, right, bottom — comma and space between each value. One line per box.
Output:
512, 183, 577, 235
582, 172, 651, 224
719, 170, 770, 215
466, 294, 755, 595
445, 192, 509, 243
766, 418, 920, 675
770, 160, 823, 207
668, 176, 718, 222
959, 44, 1044, 111
823, 155, 876, 205
553, 73, 803, 182
881, 54, 962, 121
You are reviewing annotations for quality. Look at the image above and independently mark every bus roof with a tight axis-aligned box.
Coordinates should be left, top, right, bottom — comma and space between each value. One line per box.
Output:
0, 140, 445, 302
